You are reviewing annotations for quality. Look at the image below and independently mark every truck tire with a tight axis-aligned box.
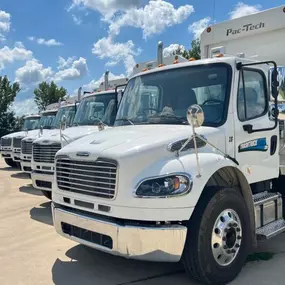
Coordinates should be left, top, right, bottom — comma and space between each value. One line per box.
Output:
41, 190, 52, 200
4, 158, 17, 167
182, 188, 251, 285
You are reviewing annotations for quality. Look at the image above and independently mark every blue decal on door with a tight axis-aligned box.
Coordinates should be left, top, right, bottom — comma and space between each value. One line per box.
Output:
238, 138, 268, 152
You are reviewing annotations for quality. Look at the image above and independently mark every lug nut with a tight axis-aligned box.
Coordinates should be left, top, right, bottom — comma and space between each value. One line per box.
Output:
232, 249, 236, 253
227, 250, 231, 254
233, 223, 238, 227
236, 228, 241, 232
235, 244, 240, 248
237, 235, 242, 240
223, 245, 228, 249
215, 228, 220, 234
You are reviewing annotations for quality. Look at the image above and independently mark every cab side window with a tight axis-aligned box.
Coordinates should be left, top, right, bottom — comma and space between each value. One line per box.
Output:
237, 69, 267, 121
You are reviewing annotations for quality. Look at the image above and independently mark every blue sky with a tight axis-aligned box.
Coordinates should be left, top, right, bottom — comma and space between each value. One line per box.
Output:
0, 0, 284, 115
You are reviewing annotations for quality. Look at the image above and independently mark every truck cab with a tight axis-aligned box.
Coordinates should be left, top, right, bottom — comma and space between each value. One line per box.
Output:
0, 114, 41, 167
11, 106, 58, 165
20, 99, 77, 173
52, 5, 285, 285
31, 74, 127, 199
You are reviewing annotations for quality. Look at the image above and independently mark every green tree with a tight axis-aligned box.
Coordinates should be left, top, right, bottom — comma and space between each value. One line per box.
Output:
0, 76, 20, 137
34, 81, 67, 112
182, 39, 201, 60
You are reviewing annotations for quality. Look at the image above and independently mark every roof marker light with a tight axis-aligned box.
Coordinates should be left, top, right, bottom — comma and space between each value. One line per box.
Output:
207, 27, 212, 33
215, 54, 224, 58
189, 58, 196, 61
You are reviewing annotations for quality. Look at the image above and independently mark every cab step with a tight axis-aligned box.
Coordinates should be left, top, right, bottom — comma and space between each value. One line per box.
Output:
253, 191, 280, 206
256, 219, 285, 240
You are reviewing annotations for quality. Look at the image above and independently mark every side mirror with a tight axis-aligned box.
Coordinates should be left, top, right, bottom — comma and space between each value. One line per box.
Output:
117, 90, 123, 106
187, 104, 204, 128
269, 104, 279, 121
271, 68, 279, 99
61, 115, 67, 131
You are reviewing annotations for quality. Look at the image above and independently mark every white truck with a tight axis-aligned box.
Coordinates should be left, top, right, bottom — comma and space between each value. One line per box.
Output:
20, 98, 77, 173
31, 73, 128, 199
10, 104, 59, 166
51, 5, 285, 284
1, 114, 41, 167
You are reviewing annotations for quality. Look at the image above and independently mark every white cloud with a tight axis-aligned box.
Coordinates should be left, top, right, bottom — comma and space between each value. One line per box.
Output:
11, 98, 38, 117
57, 56, 76, 70
70, 0, 140, 19
82, 71, 125, 91
163, 44, 185, 57
72, 14, 82, 25
15, 59, 53, 87
53, 56, 88, 81
188, 17, 211, 39
28, 36, 63, 46
0, 10, 11, 41
109, 0, 194, 39
0, 42, 33, 70
229, 2, 261, 19
92, 36, 141, 76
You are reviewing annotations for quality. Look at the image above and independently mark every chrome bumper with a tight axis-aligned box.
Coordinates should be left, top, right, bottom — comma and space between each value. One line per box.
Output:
32, 171, 54, 191
52, 204, 187, 262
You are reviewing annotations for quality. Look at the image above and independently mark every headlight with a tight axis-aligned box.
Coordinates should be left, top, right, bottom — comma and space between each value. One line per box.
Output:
134, 173, 192, 198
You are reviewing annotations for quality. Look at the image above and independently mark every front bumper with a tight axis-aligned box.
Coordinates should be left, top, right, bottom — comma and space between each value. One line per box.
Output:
20, 160, 32, 173
12, 148, 21, 162
1, 149, 12, 158
52, 203, 187, 262
32, 171, 54, 191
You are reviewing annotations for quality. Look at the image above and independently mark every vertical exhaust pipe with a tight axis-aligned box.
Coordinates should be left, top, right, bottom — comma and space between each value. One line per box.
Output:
78, 87, 82, 102
104, 71, 109, 91
157, 41, 163, 66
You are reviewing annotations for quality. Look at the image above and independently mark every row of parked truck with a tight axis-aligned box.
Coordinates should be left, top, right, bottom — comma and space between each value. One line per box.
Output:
1, 6, 285, 284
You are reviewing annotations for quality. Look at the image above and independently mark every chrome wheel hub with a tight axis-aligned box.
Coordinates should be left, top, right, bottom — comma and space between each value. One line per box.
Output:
211, 209, 242, 266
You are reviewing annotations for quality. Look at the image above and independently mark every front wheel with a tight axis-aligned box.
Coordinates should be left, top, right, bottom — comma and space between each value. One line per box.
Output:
4, 158, 17, 167
182, 188, 251, 285
41, 190, 52, 200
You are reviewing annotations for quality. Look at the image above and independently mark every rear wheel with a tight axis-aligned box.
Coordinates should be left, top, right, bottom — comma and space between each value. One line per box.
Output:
182, 188, 251, 285
41, 190, 52, 200
4, 158, 17, 167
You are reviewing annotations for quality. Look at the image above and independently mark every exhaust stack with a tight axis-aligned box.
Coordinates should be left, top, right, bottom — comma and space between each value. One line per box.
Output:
104, 71, 109, 91
78, 87, 82, 102
157, 41, 163, 66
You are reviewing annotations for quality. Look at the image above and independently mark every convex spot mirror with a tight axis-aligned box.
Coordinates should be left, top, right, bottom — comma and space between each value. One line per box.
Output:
269, 104, 279, 121
187, 104, 204, 127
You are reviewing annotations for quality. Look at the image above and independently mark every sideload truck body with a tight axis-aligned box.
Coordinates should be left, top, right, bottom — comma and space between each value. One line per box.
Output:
31, 73, 128, 199
52, 5, 285, 284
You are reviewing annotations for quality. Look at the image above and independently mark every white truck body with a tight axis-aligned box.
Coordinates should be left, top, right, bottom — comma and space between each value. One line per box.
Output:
31, 76, 127, 196
52, 5, 285, 284
20, 99, 77, 173
1, 115, 41, 166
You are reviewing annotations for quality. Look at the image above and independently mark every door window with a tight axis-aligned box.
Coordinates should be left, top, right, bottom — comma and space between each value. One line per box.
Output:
237, 69, 267, 121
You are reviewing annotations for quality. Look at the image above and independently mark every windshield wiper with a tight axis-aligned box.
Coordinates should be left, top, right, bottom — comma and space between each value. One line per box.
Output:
148, 114, 188, 124
115, 117, 134, 125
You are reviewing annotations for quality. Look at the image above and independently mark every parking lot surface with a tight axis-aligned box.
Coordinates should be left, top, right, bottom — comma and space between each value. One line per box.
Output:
0, 158, 284, 285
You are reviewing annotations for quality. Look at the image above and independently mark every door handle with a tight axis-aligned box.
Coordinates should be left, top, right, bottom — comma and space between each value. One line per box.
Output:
243, 124, 253, 134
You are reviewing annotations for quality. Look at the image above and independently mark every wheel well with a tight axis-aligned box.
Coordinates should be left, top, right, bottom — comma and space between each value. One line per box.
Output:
198, 166, 257, 249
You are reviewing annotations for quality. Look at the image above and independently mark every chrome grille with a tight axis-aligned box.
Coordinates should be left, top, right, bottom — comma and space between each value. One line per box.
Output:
56, 158, 117, 199
33, 143, 61, 163
1, 138, 12, 146
21, 140, 33, 154
13, 137, 23, 148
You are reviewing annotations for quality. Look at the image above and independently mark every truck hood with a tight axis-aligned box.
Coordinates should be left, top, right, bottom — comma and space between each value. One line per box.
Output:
22, 129, 59, 141
1, 129, 39, 139
59, 125, 225, 160
34, 125, 111, 145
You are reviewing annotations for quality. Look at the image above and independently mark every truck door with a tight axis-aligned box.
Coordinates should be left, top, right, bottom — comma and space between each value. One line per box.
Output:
234, 68, 279, 184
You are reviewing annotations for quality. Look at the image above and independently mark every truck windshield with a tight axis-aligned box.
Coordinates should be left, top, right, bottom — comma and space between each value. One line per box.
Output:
72, 93, 116, 126
39, 112, 57, 129
115, 64, 231, 127
23, 117, 40, 130
51, 105, 76, 129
